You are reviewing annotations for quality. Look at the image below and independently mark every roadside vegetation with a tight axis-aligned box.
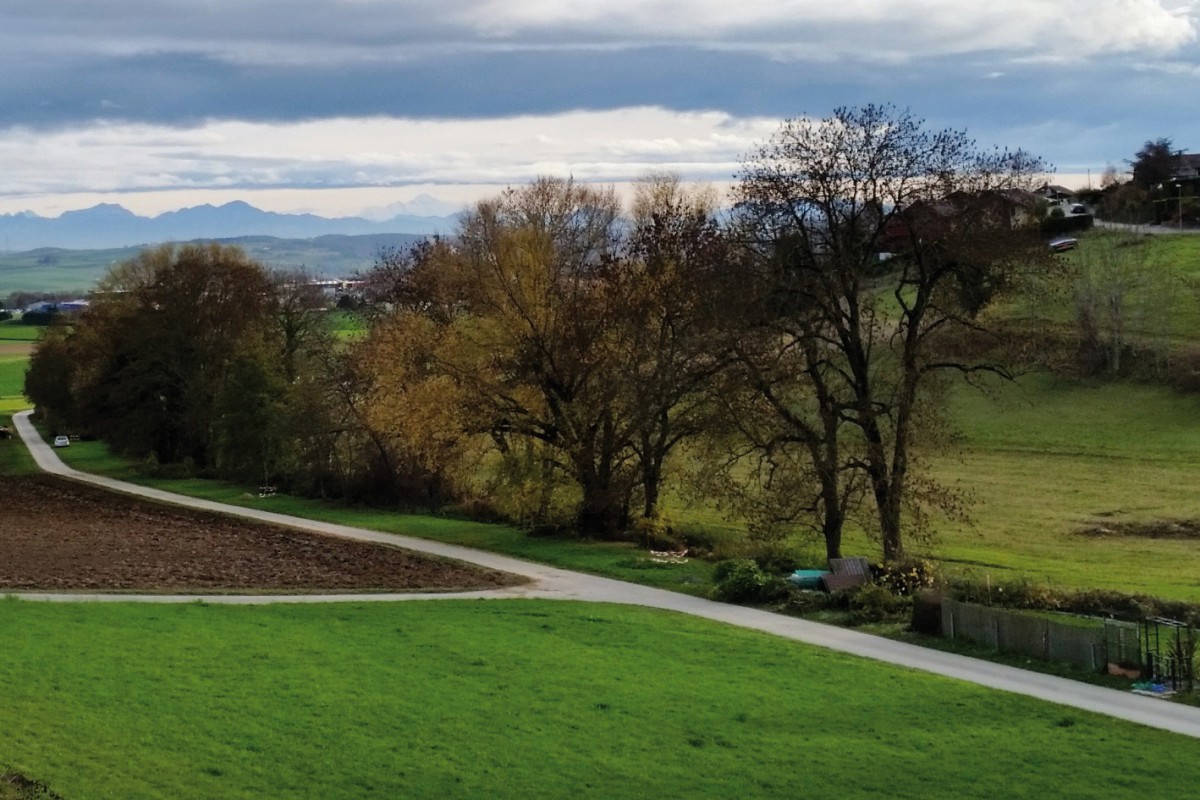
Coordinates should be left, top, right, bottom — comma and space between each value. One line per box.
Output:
1088, 137, 1200, 227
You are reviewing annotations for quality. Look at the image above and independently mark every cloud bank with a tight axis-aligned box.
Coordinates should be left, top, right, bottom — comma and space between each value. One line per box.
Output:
1, 1, 1198, 214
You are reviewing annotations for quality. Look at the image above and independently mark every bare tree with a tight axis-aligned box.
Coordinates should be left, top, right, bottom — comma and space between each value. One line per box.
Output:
1074, 232, 1176, 375
734, 104, 1047, 561
616, 174, 732, 520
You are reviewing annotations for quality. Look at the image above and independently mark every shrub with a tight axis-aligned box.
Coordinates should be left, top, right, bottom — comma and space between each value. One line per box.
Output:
1168, 346, 1200, 393
0, 767, 63, 800
1041, 212, 1094, 237
848, 583, 909, 624
959, 578, 1072, 613
140, 453, 198, 480
443, 496, 505, 524
944, 578, 1200, 625
712, 559, 788, 604
752, 546, 802, 575
782, 589, 833, 615
632, 514, 683, 551
20, 310, 58, 326
871, 558, 940, 596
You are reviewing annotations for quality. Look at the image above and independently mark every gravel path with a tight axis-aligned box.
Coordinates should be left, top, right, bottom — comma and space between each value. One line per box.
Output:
13, 410, 1200, 738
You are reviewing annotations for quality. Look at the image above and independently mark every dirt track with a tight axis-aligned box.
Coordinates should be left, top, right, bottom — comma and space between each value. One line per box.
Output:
0, 474, 522, 593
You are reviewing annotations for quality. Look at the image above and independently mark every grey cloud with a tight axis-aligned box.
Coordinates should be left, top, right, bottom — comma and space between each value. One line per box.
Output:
7, 1, 1196, 68
3, 1, 1197, 135
2, 0, 1199, 206
0, 46, 867, 128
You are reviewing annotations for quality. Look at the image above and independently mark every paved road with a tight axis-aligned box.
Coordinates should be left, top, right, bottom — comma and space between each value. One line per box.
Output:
1096, 219, 1200, 235
13, 410, 1200, 738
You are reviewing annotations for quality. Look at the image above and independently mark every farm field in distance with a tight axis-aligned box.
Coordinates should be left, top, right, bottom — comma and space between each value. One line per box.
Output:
0, 233, 426, 296
0, 321, 37, 415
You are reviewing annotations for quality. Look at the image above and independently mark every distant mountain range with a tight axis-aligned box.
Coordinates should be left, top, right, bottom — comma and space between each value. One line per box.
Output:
0, 233, 436, 295
0, 201, 460, 251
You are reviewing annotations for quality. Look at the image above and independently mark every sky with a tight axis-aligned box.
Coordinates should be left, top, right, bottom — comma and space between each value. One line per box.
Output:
2, 0, 1199, 219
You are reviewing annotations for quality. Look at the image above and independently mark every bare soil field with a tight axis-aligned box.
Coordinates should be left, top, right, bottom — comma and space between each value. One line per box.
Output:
0, 475, 523, 593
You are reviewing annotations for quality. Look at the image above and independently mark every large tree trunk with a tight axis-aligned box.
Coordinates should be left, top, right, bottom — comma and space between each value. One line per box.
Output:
861, 414, 904, 563
577, 481, 627, 538
640, 440, 664, 519
821, 503, 843, 562
877, 486, 904, 562
874, 404, 912, 564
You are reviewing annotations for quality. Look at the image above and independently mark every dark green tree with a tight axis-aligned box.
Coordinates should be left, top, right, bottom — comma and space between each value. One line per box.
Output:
1130, 138, 1180, 190
28, 244, 278, 467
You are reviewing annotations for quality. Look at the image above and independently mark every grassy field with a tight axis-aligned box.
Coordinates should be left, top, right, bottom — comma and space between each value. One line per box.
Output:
0, 416, 36, 474
3, 599, 1200, 800
917, 374, 1200, 599
0, 247, 139, 295
0, 321, 37, 414
10, 231, 1200, 799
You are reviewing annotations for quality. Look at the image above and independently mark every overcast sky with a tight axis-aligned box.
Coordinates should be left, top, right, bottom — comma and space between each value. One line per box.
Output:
2, 0, 1198, 217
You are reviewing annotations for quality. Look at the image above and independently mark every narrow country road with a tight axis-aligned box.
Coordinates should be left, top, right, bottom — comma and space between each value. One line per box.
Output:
12, 409, 1200, 739
1095, 219, 1200, 235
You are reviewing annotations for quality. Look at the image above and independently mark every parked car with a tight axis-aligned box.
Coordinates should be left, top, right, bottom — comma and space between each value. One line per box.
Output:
52, 435, 70, 448
1049, 237, 1078, 253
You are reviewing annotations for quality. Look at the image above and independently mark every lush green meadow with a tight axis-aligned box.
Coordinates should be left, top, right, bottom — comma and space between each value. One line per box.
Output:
3, 599, 1200, 800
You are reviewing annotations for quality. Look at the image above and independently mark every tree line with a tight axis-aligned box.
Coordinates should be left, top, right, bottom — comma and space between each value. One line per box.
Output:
25, 105, 1048, 563
1090, 137, 1199, 225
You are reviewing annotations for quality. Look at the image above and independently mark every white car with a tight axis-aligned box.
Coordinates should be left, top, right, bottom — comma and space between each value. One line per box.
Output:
52, 435, 70, 448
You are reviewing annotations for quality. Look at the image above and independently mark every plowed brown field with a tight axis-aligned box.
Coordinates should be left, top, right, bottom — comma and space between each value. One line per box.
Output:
0, 475, 523, 593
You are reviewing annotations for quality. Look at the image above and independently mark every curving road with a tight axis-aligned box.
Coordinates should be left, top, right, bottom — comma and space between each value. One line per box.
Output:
12, 410, 1200, 738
